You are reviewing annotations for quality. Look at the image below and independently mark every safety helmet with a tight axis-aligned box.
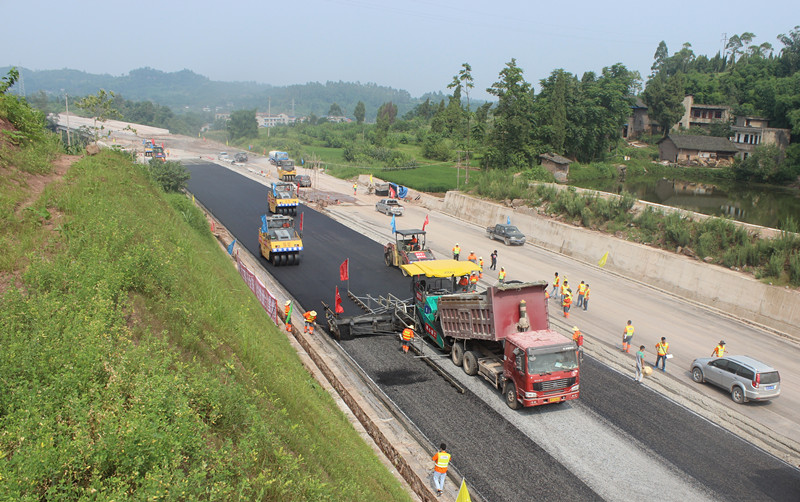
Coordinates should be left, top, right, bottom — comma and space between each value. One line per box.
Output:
573, 326, 580, 331
407, 324, 414, 329
310, 311, 316, 316
285, 300, 291, 306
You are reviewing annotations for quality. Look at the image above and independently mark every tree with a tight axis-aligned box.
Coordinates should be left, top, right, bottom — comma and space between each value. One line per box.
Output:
486, 59, 536, 169
777, 25, 800, 75
353, 101, 365, 124
375, 101, 397, 146
76, 89, 121, 141
651, 41, 669, 77
227, 109, 258, 141
327, 103, 343, 117
643, 73, 686, 135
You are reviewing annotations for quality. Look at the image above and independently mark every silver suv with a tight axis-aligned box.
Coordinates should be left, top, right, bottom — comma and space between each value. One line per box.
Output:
690, 355, 780, 404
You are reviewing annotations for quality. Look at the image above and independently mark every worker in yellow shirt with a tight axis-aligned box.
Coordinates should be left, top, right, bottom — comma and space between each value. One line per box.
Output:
583, 284, 590, 311
452, 243, 461, 260
622, 320, 634, 353
431, 443, 451, 497
498, 267, 506, 284
654, 337, 670, 372
711, 340, 726, 357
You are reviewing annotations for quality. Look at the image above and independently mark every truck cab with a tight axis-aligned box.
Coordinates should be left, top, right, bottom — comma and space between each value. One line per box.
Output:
384, 229, 435, 267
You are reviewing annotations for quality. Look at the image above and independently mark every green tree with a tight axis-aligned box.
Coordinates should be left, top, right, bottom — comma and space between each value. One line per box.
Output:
227, 109, 258, 141
375, 101, 397, 146
777, 25, 800, 75
644, 73, 686, 135
76, 89, 121, 141
732, 144, 795, 183
327, 103, 343, 117
353, 101, 366, 124
486, 59, 536, 169
651, 41, 669, 77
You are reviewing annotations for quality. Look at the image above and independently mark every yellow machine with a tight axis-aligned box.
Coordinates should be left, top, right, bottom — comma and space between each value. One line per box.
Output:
276, 159, 296, 181
268, 182, 298, 215
258, 214, 303, 266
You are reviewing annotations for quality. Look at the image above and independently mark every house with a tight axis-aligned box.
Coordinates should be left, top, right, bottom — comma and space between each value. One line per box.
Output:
730, 116, 791, 159
539, 153, 572, 183
657, 135, 738, 166
622, 98, 661, 139
255, 112, 296, 128
674, 95, 731, 131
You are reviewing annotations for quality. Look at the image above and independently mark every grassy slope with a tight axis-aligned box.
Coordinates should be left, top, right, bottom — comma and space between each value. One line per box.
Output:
0, 149, 410, 501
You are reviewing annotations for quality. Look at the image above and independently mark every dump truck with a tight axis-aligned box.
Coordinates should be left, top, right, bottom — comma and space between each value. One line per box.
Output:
152, 144, 166, 162
384, 229, 435, 267
268, 181, 298, 215
400, 262, 580, 409
258, 214, 303, 266
268, 150, 289, 164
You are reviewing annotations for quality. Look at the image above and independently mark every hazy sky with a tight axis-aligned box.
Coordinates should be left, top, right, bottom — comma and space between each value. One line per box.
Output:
4, 0, 797, 101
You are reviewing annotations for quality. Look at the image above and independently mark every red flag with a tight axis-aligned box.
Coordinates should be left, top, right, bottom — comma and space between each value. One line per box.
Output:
422, 214, 429, 231
339, 258, 349, 281
335, 286, 344, 314
299, 212, 304, 232
389, 185, 396, 198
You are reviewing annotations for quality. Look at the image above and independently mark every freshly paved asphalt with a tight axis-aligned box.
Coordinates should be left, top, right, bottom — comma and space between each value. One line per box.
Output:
186, 160, 800, 501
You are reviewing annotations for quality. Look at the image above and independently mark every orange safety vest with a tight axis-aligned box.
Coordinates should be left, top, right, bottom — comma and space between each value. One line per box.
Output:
553, 275, 560, 286
584, 287, 590, 298
498, 270, 506, 280
458, 276, 469, 286
285, 305, 291, 317
453, 245, 460, 255
562, 296, 572, 307
578, 284, 587, 295
402, 328, 414, 341
303, 312, 316, 323
656, 342, 669, 355
469, 274, 479, 284
432, 451, 451, 473
625, 325, 634, 337
479, 258, 484, 269
712, 344, 725, 357
572, 330, 583, 345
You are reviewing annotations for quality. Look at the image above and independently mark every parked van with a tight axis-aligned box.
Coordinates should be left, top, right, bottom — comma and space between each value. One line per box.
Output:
690, 355, 780, 404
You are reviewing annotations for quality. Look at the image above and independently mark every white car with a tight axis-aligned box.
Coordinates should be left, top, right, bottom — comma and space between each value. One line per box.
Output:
375, 198, 404, 216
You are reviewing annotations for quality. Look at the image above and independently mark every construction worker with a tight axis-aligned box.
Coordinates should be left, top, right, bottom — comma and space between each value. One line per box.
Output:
560, 279, 570, 301
622, 320, 634, 353
490, 250, 497, 270
284, 300, 293, 332
431, 443, 451, 497
562, 291, 572, 318
452, 243, 461, 260
654, 337, 670, 372
458, 275, 469, 292
467, 251, 477, 264
711, 340, 726, 357
410, 234, 419, 250
572, 326, 584, 361
583, 284, 590, 311
353, 181, 357, 195
551, 272, 560, 299
400, 325, 415, 353
576, 281, 587, 308
479, 257, 484, 270
498, 267, 506, 284
303, 310, 317, 334
469, 272, 479, 292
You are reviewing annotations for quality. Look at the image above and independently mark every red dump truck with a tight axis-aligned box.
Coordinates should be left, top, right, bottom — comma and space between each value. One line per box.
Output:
401, 262, 580, 409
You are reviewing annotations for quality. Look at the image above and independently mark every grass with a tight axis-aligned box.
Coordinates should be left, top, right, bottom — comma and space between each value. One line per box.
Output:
0, 149, 410, 500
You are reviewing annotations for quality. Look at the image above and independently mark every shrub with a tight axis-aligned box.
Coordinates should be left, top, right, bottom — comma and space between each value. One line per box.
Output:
789, 253, 800, 286
147, 159, 190, 192
664, 213, 690, 247
766, 251, 786, 278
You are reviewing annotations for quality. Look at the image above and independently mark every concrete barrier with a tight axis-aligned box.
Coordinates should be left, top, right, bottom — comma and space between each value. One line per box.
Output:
441, 191, 800, 336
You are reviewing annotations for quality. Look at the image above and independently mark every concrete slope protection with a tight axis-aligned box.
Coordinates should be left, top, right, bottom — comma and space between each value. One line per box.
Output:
186, 161, 800, 501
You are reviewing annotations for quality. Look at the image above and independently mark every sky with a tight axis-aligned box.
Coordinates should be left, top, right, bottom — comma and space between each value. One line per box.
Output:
3, 0, 798, 102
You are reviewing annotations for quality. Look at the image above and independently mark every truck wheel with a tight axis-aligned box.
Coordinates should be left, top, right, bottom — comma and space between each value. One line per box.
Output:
278, 254, 287, 266
504, 237, 510, 246
450, 342, 464, 367
294, 252, 301, 266
286, 253, 295, 266
504, 382, 521, 410
463, 351, 478, 376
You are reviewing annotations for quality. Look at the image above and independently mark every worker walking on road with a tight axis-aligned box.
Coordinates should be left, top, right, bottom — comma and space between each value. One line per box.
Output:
353, 182, 357, 195
490, 250, 498, 270
583, 284, 590, 311
303, 310, 317, 335
431, 443, 451, 497
498, 267, 506, 284
655, 337, 670, 371
400, 325, 415, 353
479, 256, 484, 270
576, 281, 587, 308
635, 345, 646, 383
711, 340, 726, 357
551, 272, 560, 299
572, 326, 584, 362
622, 320, 634, 353
452, 243, 461, 261
284, 300, 293, 332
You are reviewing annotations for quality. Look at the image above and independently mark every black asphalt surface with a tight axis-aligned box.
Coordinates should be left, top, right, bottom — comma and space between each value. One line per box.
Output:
186, 161, 800, 502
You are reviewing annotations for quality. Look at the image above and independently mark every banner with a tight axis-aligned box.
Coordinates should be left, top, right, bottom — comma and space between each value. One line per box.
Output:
598, 251, 609, 268
456, 479, 472, 502
422, 214, 429, 231
506, 216, 511, 225
391, 214, 396, 234
299, 212, 304, 233
236, 257, 278, 324
339, 259, 349, 281
227, 239, 236, 255
335, 286, 344, 314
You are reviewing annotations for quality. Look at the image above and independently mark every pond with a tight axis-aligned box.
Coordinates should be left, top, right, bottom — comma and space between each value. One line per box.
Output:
571, 177, 800, 230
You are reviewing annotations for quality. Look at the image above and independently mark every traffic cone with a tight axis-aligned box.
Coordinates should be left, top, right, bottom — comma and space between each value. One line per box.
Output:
210, 220, 215, 232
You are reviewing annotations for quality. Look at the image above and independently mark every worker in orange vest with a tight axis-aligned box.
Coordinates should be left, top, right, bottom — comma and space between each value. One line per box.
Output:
458, 275, 469, 292
551, 272, 560, 299
560, 279, 570, 300
353, 182, 357, 195
622, 320, 634, 353
479, 257, 484, 270
452, 243, 461, 260
562, 291, 572, 318
654, 337, 670, 372
572, 326, 584, 361
303, 310, 317, 334
431, 443, 451, 497
400, 325, 415, 353
469, 272, 479, 292
583, 284, 590, 311
576, 281, 587, 308
711, 340, 726, 357
467, 251, 477, 264
498, 267, 506, 284
284, 300, 293, 332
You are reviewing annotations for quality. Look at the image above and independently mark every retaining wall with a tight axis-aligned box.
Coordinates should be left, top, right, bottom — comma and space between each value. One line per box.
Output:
441, 191, 800, 336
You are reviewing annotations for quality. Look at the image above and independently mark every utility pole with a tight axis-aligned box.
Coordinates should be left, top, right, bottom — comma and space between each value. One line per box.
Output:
456, 150, 472, 187
721, 33, 728, 55
65, 92, 71, 148
268, 97, 271, 138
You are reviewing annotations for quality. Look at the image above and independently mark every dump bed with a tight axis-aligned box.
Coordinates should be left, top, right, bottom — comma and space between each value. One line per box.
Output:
438, 281, 549, 342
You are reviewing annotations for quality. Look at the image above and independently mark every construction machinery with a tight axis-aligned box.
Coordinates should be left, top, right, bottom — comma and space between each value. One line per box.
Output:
268, 181, 298, 215
383, 229, 435, 267
276, 159, 296, 181
258, 214, 303, 266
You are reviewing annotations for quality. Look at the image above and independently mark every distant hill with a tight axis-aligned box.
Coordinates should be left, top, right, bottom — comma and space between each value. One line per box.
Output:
2, 66, 449, 120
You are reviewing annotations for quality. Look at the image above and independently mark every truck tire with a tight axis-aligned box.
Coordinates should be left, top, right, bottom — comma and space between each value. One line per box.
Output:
463, 351, 478, 376
504, 381, 521, 410
286, 253, 295, 266
450, 342, 464, 367
504, 237, 510, 246
294, 252, 301, 266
